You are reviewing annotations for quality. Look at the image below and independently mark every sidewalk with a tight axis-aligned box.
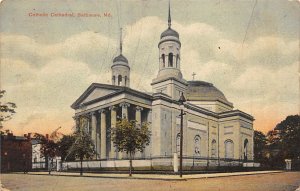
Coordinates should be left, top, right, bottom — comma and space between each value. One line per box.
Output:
25, 170, 283, 181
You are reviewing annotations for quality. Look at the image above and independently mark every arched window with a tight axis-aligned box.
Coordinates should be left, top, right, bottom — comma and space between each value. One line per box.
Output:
112, 76, 116, 85
176, 133, 180, 154
162, 54, 165, 67
176, 54, 179, 68
211, 139, 217, 158
118, 75, 122, 86
124, 76, 127, 86
194, 135, 201, 156
168, 53, 173, 67
225, 139, 234, 159
244, 139, 249, 161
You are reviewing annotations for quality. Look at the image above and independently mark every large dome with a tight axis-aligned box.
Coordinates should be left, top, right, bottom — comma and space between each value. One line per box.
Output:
160, 27, 179, 39
186, 81, 233, 107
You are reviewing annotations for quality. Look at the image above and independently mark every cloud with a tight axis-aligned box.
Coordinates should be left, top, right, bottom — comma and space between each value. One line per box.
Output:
1, 16, 298, 135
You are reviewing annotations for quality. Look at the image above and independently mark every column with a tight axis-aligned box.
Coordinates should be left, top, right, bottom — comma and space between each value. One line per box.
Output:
135, 106, 143, 126
72, 116, 80, 131
135, 106, 143, 158
91, 112, 97, 141
109, 106, 117, 159
99, 109, 107, 159
120, 102, 130, 119
91, 112, 97, 159
120, 102, 130, 159
145, 109, 152, 158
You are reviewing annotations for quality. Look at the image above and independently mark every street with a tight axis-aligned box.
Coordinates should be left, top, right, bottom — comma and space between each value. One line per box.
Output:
1, 172, 300, 191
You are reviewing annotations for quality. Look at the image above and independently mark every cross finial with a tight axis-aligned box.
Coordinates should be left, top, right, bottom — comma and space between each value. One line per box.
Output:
168, 0, 171, 28
120, 27, 123, 54
192, 72, 196, 80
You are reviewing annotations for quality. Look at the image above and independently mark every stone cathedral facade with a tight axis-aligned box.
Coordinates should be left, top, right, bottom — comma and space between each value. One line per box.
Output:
71, 6, 254, 170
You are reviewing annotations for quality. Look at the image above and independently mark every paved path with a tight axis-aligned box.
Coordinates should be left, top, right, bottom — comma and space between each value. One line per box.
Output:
25, 170, 283, 180
1, 171, 300, 191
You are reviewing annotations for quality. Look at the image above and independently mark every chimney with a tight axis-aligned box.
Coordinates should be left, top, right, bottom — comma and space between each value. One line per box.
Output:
7, 132, 14, 139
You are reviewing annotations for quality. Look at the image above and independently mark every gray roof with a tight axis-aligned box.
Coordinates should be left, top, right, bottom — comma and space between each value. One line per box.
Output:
113, 54, 128, 63
160, 27, 179, 39
186, 81, 233, 107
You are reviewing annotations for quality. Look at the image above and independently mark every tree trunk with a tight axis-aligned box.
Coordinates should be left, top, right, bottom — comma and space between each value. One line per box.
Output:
129, 152, 133, 177
80, 158, 83, 176
45, 155, 49, 170
48, 158, 52, 175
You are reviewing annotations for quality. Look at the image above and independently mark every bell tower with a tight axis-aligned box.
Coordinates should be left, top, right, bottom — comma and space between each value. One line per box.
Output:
111, 28, 130, 87
151, 2, 187, 100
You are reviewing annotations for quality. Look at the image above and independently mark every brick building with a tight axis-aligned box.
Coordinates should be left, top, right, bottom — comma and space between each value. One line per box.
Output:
1, 133, 32, 172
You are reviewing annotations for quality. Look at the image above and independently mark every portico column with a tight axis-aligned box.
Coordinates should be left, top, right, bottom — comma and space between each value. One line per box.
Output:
135, 106, 143, 126
120, 102, 130, 119
120, 103, 130, 159
109, 106, 117, 159
135, 106, 143, 158
72, 116, 80, 131
145, 109, 152, 158
99, 109, 107, 159
91, 112, 97, 158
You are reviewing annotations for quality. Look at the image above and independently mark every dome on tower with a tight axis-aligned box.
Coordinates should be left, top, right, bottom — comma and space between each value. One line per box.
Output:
113, 54, 128, 63
160, 1, 180, 40
160, 27, 179, 39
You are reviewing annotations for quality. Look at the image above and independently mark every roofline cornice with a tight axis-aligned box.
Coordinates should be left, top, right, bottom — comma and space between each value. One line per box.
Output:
71, 83, 153, 109
187, 98, 233, 108
151, 76, 188, 86
158, 38, 181, 47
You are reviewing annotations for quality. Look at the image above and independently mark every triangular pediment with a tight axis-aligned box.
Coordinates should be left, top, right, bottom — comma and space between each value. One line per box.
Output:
82, 88, 116, 104
71, 83, 122, 109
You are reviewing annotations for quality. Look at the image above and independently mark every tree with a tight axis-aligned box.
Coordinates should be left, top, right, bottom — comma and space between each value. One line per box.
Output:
254, 130, 267, 163
34, 133, 59, 174
275, 115, 300, 159
66, 116, 95, 176
58, 135, 76, 161
0, 90, 17, 129
111, 119, 151, 176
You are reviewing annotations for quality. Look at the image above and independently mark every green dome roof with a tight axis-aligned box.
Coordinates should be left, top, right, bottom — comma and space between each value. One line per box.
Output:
187, 81, 233, 107
113, 54, 128, 63
160, 27, 179, 39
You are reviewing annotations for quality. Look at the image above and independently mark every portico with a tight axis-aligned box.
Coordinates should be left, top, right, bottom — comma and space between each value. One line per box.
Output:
72, 86, 152, 160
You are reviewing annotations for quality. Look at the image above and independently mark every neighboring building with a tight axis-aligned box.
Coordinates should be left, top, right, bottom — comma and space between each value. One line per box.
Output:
1, 133, 32, 172
32, 139, 46, 169
31, 132, 63, 170
70, 4, 254, 170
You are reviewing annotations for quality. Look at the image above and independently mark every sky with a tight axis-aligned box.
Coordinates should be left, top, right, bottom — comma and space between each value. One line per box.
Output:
0, 0, 299, 135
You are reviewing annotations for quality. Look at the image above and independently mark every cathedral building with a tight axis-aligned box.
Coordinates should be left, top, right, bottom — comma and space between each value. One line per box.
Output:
70, 5, 254, 170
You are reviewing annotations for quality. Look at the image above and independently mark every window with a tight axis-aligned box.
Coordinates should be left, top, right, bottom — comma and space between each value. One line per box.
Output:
112, 76, 116, 85
194, 135, 201, 156
211, 139, 217, 157
244, 139, 249, 161
225, 139, 234, 159
118, 75, 122, 86
162, 54, 165, 67
168, 53, 173, 67
124, 76, 127, 86
176, 133, 180, 154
